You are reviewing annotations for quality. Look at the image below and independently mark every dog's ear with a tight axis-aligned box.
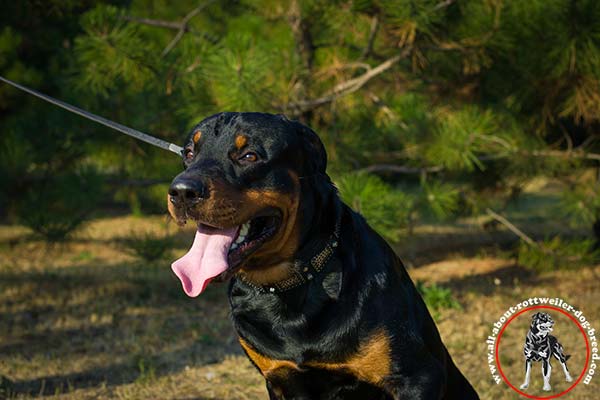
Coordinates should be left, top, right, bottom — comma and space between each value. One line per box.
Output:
532, 312, 540, 321
294, 121, 328, 175
276, 114, 328, 176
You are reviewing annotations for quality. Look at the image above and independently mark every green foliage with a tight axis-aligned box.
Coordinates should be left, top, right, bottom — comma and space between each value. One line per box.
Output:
141, 184, 172, 214
0, 27, 42, 108
17, 169, 102, 242
0, 374, 14, 398
496, 0, 600, 126
74, 5, 158, 97
134, 357, 157, 385
426, 107, 496, 171
203, 36, 278, 111
420, 180, 460, 220
122, 231, 175, 262
517, 237, 600, 272
0, 132, 32, 216
559, 184, 600, 226
416, 281, 462, 320
1, 0, 600, 259
335, 172, 413, 241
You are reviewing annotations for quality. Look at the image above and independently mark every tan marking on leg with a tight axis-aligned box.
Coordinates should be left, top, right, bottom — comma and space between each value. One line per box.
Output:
239, 338, 300, 376
235, 134, 248, 149
240, 329, 391, 387
308, 328, 392, 386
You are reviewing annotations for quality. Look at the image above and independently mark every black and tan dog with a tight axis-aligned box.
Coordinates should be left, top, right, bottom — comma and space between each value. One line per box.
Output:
520, 312, 573, 392
167, 112, 478, 399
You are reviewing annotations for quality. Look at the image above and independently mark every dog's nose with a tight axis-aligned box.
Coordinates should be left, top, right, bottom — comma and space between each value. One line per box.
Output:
168, 178, 208, 205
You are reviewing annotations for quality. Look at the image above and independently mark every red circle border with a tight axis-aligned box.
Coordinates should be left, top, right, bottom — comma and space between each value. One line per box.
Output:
494, 305, 591, 399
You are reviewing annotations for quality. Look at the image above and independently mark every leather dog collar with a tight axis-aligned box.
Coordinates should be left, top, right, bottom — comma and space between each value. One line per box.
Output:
239, 209, 342, 294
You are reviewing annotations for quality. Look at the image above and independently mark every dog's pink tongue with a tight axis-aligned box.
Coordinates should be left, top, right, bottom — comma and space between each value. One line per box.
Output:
171, 225, 238, 297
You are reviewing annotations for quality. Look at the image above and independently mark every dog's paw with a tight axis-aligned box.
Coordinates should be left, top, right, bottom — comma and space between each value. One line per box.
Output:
543, 384, 552, 391
566, 374, 573, 382
519, 383, 529, 390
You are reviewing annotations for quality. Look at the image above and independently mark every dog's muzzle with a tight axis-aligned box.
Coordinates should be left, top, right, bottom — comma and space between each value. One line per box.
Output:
169, 176, 208, 208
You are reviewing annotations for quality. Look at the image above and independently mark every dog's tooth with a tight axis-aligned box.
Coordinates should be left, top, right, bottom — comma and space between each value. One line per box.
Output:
240, 223, 249, 236
235, 234, 246, 244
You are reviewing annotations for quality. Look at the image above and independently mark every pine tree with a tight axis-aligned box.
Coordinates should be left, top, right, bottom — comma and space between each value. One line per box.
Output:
1, 0, 600, 266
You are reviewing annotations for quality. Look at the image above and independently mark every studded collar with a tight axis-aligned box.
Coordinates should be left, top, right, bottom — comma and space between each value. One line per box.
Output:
238, 208, 342, 294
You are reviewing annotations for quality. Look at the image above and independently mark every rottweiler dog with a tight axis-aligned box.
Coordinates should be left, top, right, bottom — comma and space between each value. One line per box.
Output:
520, 312, 573, 392
167, 112, 479, 399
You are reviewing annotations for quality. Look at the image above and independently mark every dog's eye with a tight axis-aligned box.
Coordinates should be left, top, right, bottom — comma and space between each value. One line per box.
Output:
239, 152, 258, 162
184, 148, 194, 160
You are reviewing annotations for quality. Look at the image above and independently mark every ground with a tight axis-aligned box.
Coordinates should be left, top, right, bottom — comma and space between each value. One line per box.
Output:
0, 215, 598, 399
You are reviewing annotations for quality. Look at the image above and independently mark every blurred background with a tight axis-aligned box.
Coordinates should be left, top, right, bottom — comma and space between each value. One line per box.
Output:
0, 1, 599, 399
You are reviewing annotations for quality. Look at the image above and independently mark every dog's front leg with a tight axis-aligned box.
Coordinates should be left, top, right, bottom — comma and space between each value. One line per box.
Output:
519, 360, 532, 390
542, 360, 552, 391
560, 360, 573, 382
552, 345, 573, 382
382, 365, 445, 400
266, 380, 280, 400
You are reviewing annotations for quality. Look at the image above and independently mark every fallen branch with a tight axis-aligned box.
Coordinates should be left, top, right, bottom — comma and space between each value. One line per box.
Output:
485, 208, 590, 266
485, 208, 538, 247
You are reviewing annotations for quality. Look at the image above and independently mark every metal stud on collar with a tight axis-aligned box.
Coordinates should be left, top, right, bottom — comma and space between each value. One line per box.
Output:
247, 211, 342, 294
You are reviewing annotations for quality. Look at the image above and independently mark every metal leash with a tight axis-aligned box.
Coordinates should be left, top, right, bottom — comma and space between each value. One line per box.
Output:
0, 75, 183, 155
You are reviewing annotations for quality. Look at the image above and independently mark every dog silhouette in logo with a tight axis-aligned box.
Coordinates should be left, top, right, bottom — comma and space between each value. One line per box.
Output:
520, 312, 573, 391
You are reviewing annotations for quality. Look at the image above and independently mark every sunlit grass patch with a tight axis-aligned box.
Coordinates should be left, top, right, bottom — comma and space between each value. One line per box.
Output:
0, 216, 598, 399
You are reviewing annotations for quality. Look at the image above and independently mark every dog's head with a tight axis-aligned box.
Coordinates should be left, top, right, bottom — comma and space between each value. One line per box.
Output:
530, 312, 554, 336
167, 112, 331, 297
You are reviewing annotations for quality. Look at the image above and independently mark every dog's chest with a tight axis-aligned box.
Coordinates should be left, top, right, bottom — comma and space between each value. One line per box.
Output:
238, 328, 390, 382
229, 276, 393, 397
526, 331, 552, 360
239, 336, 391, 399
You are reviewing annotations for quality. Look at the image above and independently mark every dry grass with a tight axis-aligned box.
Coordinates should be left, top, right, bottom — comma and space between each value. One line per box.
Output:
1, 216, 598, 399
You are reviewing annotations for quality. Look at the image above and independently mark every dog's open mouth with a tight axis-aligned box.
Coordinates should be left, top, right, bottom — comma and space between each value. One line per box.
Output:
227, 215, 280, 268
171, 211, 281, 297
537, 322, 554, 334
